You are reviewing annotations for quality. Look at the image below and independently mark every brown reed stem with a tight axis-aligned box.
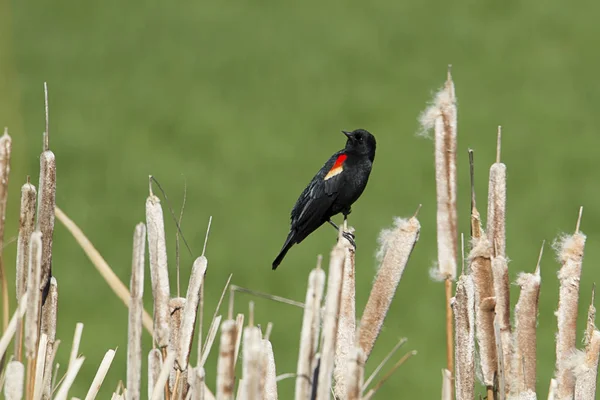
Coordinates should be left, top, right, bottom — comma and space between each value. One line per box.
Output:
0, 132, 12, 332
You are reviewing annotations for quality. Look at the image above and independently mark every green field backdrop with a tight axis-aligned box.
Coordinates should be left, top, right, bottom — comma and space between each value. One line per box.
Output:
1, 0, 600, 398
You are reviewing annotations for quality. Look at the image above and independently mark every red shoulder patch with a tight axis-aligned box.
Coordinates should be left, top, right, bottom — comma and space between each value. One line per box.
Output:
324, 154, 347, 180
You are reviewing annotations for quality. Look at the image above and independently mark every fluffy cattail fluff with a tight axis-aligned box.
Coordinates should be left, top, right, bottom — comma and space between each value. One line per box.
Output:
4, 360, 24, 400
345, 347, 365, 400
453, 273, 475, 400
359, 216, 420, 358
573, 330, 600, 400
419, 70, 458, 280
553, 227, 586, 399
492, 255, 512, 391
36, 149, 56, 294
468, 234, 497, 387
263, 339, 278, 400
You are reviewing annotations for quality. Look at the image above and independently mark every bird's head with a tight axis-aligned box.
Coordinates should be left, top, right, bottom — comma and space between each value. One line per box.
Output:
342, 129, 376, 162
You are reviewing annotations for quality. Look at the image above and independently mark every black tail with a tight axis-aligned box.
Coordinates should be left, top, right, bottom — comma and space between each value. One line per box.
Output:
272, 232, 295, 270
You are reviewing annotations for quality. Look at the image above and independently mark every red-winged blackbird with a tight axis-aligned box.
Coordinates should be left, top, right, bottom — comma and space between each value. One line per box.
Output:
272, 129, 376, 270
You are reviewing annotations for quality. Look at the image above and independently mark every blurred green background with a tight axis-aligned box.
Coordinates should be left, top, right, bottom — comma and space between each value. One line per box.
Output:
2, 0, 600, 397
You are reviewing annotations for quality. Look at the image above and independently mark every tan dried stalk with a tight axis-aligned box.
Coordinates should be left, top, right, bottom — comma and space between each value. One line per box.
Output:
241, 325, 262, 400
487, 127, 507, 258
151, 352, 176, 400
25, 231, 43, 359
127, 223, 146, 400
441, 368, 452, 400
54, 207, 153, 334
0, 293, 28, 360
169, 297, 186, 392
469, 149, 482, 241
41, 339, 60, 400
233, 313, 244, 367
469, 234, 497, 388
362, 350, 417, 400
334, 241, 356, 399
573, 330, 600, 400
33, 333, 48, 400
512, 249, 542, 395
492, 255, 512, 390
216, 320, 236, 400
453, 273, 475, 400
84, 348, 116, 400
40, 276, 57, 399
315, 243, 346, 400
295, 262, 325, 399
583, 287, 596, 347
345, 347, 365, 400
54, 356, 85, 400
359, 215, 420, 358
554, 210, 586, 399
263, 339, 278, 400
200, 315, 222, 368
15, 180, 37, 361
146, 191, 171, 348
4, 360, 24, 400
548, 379, 557, 400
36, 148, 56, 296
148, 349, 163, 399
191, 367, 206, 400
0, 132, 12, 331
179, 256, 208, 369
69, 323, 84, 370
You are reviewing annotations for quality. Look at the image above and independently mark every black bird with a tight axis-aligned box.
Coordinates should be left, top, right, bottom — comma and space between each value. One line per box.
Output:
272, 129, 376, 270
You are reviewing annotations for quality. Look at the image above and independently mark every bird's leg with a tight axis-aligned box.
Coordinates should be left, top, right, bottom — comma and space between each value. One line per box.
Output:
341, 214, 356, 249
327, 219, 340, 231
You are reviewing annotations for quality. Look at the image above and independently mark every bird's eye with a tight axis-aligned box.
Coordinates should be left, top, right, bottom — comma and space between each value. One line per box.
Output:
357, 136, 363, 143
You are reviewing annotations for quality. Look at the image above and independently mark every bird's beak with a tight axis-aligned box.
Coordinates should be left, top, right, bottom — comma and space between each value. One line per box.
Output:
342, 130, 352, 138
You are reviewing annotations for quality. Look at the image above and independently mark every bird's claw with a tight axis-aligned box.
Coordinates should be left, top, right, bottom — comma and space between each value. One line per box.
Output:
342, 231, 356, 249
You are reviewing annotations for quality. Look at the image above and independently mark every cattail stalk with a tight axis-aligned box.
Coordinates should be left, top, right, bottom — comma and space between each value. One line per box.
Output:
15, 180, 37, 361
146, 191, 171, 348
148, 349, 163, 400
295, 261, 325, 399
54, 357, 85, 400
216, 320, 236, 400
4, 360, 24, 400
512, 251, 542, 395
487, 126, 507, 258
179, 256, 208, 369
0, 293, 28, 360
84, 349, 116, 400
441, 369, 452, 400
127, 223, 146, 400
492, 255, 511, 389
573, 330, 600, 400
453, 273, 475, 400
316, 243, 346, 400
25, 232, 43, 359
346, 347, 365, 400
554, 209, 586, 399
263, 339, 278, 400
168, 297, 186, 391
151, 352, 176, 400
200, 315, 222, 368
40, 277, 58, 399
241, 325, 262, 400
36, 146, 56, 297
0, 132, 11, 331
334, 240, 356, 399
33, 333, 48, 400
469, 234, 497, 390
359, 215, 420, 358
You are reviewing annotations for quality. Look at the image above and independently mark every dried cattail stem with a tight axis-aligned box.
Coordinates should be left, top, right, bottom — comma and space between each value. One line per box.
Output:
146, 192, 171, 348
0, 293, 28, 360
54, 356, 85, 400
41, 277, 58, 399
241, 325, 262, 400
469, 235, 497, 387
0, 132, 12, 331
25, 231, 43, 360
487, 126, 507, 258
84, 348, 116, 400
316, 244, 346, 400
263, 339, 278, 400
216, 320, 236, 400
295, 261, 325, 400
127, 223, 146, 400
492, 255, 512, 391
359, 216, 420, 358
42, 339, 60, 400
4, 360, 24, 400
512, 250, 542, 395
15, 180, 37, 361
334, 243, 356, 399
148, 349, 164, 400
441, 369, 452, 400
554, 213, 586, 399
168, 297, 186, 390
468, 149, 482, 241
179, 256, 208, 370
453, 273, 475, 400
573, 330, 600, 400
200, 315, 222, 368
36, 149, 56, 296
583, 286, 596, 347
345, 347, 365, 400
151, 352, 176, 400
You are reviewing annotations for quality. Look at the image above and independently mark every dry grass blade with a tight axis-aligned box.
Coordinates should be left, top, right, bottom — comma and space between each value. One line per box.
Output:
469, 234, 497, 388
362, 337, 407, 391
200, 315, 221, 368
0, 132, 12, 332
553, 208, 586, 399
127, 223, 146, 400
333, 242, 356, 399
345, 347, 365, 400
15, 180, 37, 362
441, 368, 452, 400
359, 215, 420, 358
25, 231, 43, 359
584, 285, 596, 347
53, 356, 85, 400
84, 348, 116, 400
148, 349, 163, 399
203, 274, 233, 367
54, 207, 153, 335
547, 379, 557, 400
33, 333, 48, 400
36, 146, 56, 297
295, 262, 325, 400
229, 285, 304, 309
179, 256, 208, 369
316, 243, 346, 400
0, 293, 28, 360
146, 191, 171, 348
69, 323, 84, 371
233, 313, 244, 367
263, 339, 278, 400
512, 246, 542, 395
216, 320, 236, 400
453, 273, 475, 400
241, 325, 262, 400
4, 360, 24, 400
363, 350, 417, 400
151, 352, 176, 400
